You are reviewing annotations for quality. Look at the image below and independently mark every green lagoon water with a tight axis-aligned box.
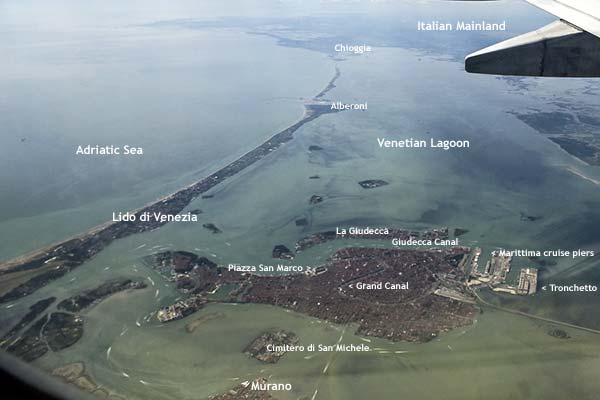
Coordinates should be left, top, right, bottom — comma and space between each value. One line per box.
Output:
2, 3, 600, 400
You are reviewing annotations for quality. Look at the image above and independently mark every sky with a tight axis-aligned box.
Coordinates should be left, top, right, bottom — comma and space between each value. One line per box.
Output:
0, 0, 546, 31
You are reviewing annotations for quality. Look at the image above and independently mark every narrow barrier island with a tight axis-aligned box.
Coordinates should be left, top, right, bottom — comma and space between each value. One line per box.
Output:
0, 69, 343, 304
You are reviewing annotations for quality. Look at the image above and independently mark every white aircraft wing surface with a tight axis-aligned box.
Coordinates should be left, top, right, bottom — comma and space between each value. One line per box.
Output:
526, 0, 600, 38
466, 0, 600, 77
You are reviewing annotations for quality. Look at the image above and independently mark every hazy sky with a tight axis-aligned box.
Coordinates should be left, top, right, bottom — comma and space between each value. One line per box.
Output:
0, 0, 547, 30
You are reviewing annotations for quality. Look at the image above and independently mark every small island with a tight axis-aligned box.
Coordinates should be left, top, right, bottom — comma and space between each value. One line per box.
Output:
53, 362, 125, 399
358, 179, 389, 189
295, 227, 448, 252
2, 278, 146, 362
58, 278, 146, 312
244, 330, 299, 363
548, 329, 571, 339
4, 312, 83, 362
209, 378, 277, 400
0, 297, 56, 346
309, 195, 323, 205
203, 223, 222, 234
520, 212, 542, 222
272, 245, 294, 260
145, 251, 217, 275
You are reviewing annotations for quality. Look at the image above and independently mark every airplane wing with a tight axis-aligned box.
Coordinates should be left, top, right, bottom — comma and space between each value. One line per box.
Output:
465, 0, 600, 77
526, 0, 600, 38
